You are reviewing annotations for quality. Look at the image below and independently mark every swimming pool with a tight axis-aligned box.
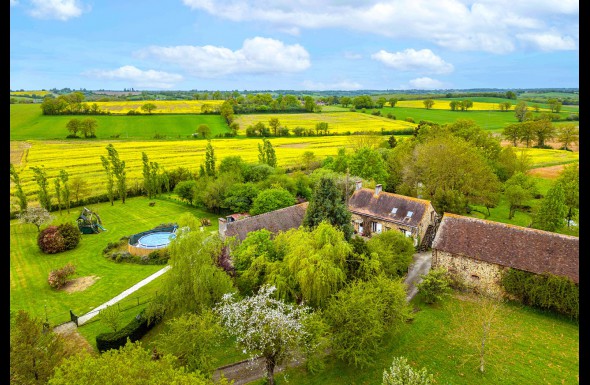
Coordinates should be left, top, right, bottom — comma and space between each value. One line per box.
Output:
136, 231, 177, 248
128, 225, 178, 256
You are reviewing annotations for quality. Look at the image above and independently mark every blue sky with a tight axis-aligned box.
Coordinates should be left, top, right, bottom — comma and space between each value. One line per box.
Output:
10, 0, 579, 91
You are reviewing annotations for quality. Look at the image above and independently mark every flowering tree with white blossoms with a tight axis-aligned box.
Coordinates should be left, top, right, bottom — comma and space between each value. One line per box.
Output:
214, 285, 311, 385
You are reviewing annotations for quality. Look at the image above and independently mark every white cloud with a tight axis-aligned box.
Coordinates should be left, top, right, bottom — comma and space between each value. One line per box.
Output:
137, 37, 310, 77
302, 80, 363, 91
10, 0, 18, 7
516, 32, 577, 51
28, 0, 86, 21
371, 49, 454, 74
83, 66, 183, 89
181, 0, 578, 54
406, 77, 445, 89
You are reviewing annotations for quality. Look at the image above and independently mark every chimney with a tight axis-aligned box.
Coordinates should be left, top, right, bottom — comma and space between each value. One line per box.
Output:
355, 180, 362, 190
218, 218, 227, 239
375, 184, 382, 196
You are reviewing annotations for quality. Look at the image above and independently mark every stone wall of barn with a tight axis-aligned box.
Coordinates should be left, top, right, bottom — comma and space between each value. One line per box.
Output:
432, 249, 507, 297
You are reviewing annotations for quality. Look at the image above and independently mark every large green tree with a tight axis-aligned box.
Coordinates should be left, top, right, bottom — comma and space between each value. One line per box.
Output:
152, 310, 222, 376
402, 135, 501, 215
556, 163, 579, 228
303, 176, 353, 240
204, 140, 216, 177
11, 310, 73, 384
147, 229, 235, 318
503, 172, 538, 220
48, 341, 221, 385
324, 275, 411, 368
366, 230, 415, 278
533, 183, 567, 232
249, 187, 295, 216
281, 222, 351, 308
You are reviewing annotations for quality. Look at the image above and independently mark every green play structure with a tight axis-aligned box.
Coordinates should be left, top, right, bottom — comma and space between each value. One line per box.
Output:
77, 207, 107, 234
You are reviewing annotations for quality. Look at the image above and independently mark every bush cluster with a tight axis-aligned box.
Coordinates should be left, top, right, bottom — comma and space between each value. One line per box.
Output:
501, 268, 578, 319
96, 309, 162, 353
48, 262, 76, 289
38, 223, 82, 254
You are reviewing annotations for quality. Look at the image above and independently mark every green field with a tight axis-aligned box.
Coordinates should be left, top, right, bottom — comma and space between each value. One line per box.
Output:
10, 104, 230, 141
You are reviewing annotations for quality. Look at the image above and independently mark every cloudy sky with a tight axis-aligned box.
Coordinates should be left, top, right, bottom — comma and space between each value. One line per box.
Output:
10, 0, 579, 91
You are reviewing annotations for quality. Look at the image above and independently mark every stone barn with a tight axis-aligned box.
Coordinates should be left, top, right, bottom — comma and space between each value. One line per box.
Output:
347, 181, 439, 250
218, 202, 309, 242
431, 213, 579, 297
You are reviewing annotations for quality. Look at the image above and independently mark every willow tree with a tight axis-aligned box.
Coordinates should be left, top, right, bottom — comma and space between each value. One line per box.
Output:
148, 229, 235, 318
281, 222, 351, 308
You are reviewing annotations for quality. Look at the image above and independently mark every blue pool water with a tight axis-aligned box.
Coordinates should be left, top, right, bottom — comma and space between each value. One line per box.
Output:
136, 231, 177, 248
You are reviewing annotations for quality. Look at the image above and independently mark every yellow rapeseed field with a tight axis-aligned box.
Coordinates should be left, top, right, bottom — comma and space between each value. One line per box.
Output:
394, 99, 550, 112
91, 100, 225, 114
235, 112, 415, 134
11, 90, 52, 96
10, 136, 398, 203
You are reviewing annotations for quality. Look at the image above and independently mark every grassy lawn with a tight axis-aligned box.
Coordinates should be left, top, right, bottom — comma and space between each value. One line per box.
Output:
251, 293, 578, 385
10, 195, 220, 326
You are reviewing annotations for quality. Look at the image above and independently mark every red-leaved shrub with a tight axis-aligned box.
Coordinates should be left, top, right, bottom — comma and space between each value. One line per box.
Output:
37, 226, 65, 254
48, 262, 76, 289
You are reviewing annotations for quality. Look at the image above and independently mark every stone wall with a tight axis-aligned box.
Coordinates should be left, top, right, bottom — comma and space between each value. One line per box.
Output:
432, 250, 507, 297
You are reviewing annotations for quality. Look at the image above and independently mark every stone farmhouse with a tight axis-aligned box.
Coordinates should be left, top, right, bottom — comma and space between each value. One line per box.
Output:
347, 181, 439, 250
218, 202, 309, 241
431, 213, 579, 297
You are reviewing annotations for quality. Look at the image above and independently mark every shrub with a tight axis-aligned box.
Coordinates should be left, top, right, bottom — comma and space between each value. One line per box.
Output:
382, 356, 434, 385
57, 223, 81, 250
417, 267, 452, 304
37, 226, 65, 254
48, 262, 76, 289
501, 269, 578, 319
199, 218, 211, 226
405, 117, 415, 123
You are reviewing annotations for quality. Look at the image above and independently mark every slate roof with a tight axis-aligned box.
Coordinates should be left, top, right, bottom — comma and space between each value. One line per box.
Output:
225, 202, 309, 241
347, 188, 433, 228
432, 213, 579, 283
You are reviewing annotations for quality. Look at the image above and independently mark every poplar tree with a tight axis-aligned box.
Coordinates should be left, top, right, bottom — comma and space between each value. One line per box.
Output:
258, 138, 277, 167
105, 144, 127, 204
54, 177, 62, 215
100, 155, 115, 206
31, 166, 52, 211
204, 140, 216, 177
10, 163, 27, 213
59, 170, 71, 214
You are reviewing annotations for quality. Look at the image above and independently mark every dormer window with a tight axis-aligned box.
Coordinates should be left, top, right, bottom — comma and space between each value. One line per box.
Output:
391, 207, 398, 214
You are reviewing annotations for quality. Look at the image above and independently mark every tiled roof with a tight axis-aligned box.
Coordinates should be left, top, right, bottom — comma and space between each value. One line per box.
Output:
347, 188, 433, 228
432, 213, 579, 283
225, 202, 309, 241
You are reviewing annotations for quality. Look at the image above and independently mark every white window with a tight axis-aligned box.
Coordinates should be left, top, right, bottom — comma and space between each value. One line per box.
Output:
372, 222, 382, 234
400, 229, 412, 237
406, 211, 413, 218
391, 207, 398, 214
